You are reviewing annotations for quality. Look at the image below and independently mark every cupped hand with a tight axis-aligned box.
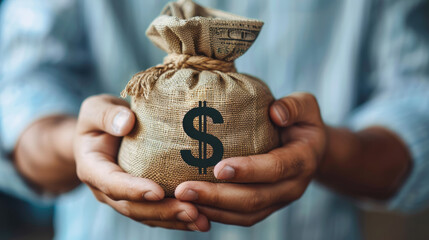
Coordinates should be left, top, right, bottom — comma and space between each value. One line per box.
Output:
175, 92, 327, 226
74, 94, 210, 231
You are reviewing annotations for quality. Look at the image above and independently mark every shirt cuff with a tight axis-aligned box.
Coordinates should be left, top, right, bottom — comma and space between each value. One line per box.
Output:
348, 96, 429, 212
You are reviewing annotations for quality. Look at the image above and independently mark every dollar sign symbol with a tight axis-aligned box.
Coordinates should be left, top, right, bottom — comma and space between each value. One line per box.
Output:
181, 101, 224, 174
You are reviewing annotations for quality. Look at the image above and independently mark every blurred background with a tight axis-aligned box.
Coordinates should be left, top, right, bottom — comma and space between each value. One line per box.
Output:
0, 0, 53, 238
0, 0, 428, 239
2, 192, 429, 240
3, 189, 429, 239
0, 192, 53, 240
0, 1, 53, 238
362, 209, 429, 240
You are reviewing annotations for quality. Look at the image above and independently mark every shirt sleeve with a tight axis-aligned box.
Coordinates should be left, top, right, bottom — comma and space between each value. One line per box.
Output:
0, 0, 99, 201
348, 0, 429, 212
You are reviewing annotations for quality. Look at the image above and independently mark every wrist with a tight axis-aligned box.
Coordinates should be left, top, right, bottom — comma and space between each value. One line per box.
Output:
315, 126, 411, 200
316, 126, 361, 179
49, 116, 77, 165
14, 115, 79, 193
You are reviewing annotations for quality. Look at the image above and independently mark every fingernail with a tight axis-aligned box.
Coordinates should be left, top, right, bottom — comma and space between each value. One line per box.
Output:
273, 102, 289, 126
217, 165, 235, 180
143, 191, 160, 201
180, 189, 198, 201
187, 222, 200, 232
176, 211, 193, 222
112, 110, 130, 134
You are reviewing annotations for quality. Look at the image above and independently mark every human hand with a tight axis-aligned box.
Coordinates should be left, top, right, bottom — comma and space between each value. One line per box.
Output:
175, 93, 327, 226
74, 95, 210, 231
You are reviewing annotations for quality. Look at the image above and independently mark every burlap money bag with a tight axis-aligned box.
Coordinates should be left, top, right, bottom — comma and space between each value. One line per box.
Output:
118, 0, 280, 197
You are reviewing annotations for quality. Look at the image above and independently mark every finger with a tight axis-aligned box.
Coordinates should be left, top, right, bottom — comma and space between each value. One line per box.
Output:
91, 188, 199, 223
270, 92, 322, 127
175, 180, 304, 213
78, 151, 165, 201
196, 204, 282, 227
214, 142, 314, 183
143, 214, 211, 232
141, 220, 190, 231
77, 94, 135, 136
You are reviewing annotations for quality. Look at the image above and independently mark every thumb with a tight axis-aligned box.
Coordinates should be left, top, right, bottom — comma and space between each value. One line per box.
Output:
269, 92, 323, 127
77, 94, 135, 136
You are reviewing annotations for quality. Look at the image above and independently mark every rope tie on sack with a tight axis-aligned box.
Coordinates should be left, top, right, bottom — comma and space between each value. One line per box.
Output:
121, 53, 236, 99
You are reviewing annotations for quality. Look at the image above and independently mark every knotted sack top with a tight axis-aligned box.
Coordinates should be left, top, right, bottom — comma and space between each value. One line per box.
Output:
121, 0, 264, 98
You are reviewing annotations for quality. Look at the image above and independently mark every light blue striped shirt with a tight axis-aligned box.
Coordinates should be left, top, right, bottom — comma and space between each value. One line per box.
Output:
1, 0, 429, 239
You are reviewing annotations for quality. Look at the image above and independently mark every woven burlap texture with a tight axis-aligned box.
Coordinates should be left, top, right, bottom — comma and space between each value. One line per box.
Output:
118, 0, 280, 197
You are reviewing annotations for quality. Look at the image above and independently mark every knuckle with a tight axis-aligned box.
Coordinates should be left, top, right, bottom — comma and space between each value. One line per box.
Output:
156, 211, 169, 221
304, 160, 317, 178
99, 185, 117, 201
80, 94, 114, 130
111, 172, 139, 200
106, 193, 120, 201
303, 93, 321, 114
157, 202, 176, 221
288, 152, 305, 176
289, 98, 303, 120
272, 154, 287, 182
300, 147, 317, 177
76, 167, 93, 186
244, 156, 258, 179
213, 183, 224, 204
80, 97, 93, 111
302, 92, 317, 103
126, 184, 142, 200
80, 95, 100, 113
118, 201, 133, 218
98, 107, 110, 131
289, 92, 318, 117
244, 191, 265, 211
